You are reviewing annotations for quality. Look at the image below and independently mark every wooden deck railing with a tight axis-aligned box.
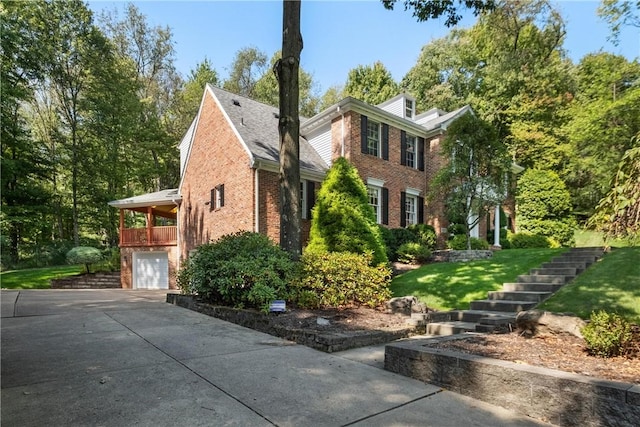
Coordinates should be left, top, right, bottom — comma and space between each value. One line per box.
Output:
120, 226, 177, 246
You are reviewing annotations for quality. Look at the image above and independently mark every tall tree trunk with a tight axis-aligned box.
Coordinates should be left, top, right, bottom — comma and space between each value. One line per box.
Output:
276, 0, 303, 259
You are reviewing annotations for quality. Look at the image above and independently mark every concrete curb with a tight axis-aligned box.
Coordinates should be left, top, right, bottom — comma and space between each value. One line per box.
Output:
385, 336, 640, 427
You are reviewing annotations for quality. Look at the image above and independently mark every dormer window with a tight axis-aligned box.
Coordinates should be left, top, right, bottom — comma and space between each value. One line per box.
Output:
405, 99, 414, 119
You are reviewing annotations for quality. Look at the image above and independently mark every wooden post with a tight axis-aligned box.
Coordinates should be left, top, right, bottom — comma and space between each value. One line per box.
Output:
119, 210, 125, 246
146, 207, 153, 245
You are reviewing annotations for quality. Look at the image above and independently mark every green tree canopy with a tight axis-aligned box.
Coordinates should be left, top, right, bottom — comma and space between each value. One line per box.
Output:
306, 157, 388, 265
343, 61, 400, 105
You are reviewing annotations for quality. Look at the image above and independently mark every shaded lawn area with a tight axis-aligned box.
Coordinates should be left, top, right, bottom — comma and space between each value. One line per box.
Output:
0, 265, 84, 290
391, 248, 567, 311
538, 247, 640, 324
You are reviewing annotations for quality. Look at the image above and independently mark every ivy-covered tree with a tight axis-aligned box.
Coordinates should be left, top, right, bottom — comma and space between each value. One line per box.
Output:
306, 157, 388, 265
588, 135, 640, 244
430, 113, 510, 249
516, 169, 577, 246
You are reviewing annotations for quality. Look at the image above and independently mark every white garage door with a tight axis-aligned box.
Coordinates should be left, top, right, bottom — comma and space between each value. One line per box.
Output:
133, 252, 169, 289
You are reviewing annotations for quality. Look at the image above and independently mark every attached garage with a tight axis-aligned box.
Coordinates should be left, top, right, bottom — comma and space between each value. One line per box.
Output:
133, 252, 169, 289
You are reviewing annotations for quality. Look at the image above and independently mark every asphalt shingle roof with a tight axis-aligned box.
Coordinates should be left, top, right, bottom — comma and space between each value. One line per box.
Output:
208, 85, 328, 175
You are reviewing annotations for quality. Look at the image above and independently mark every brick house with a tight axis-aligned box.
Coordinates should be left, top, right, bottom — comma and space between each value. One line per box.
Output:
109, 85, 510, 289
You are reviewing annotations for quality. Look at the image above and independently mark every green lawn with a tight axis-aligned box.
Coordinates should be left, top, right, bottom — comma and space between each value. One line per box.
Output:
538, 247, 640, 324
390, 248, 567, 311
0, 265, 84, 290
574, 229, 633, 248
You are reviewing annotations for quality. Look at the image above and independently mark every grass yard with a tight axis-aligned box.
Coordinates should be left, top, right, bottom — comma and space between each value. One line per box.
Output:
390, 248, 567, 311
574, 229, 633, 248
538, 247, 640, 324
0, 265, 84, 290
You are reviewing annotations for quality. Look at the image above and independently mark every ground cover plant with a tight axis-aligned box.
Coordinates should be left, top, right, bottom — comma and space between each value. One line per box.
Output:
537, 247, 640, 324
0, 265, 84, 290
390, 248, 567, 311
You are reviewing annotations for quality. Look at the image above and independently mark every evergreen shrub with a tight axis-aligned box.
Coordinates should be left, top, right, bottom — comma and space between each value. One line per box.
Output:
581, 310, 633, 357
294, 252, 392, 308
396, 242, 432, 264
176, 231, 297, 312
447, 235, 489, 250
306, 157, 387, 265
508, 232, 551, 248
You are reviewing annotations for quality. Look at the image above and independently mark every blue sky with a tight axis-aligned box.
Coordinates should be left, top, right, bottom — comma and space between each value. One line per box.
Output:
88, 1, 639, 93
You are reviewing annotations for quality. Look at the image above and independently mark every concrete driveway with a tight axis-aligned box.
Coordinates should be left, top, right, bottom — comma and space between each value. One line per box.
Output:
1, 289, 552, 426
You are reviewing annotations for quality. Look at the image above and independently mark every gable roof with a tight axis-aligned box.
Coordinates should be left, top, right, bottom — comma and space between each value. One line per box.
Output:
206, 85, 328, 176
418, 105, 472, 131
108, 188, 180, 218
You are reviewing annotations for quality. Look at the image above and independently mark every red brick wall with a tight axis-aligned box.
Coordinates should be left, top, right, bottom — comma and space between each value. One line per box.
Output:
331, 111, 430, 229
179, 91, 255, 259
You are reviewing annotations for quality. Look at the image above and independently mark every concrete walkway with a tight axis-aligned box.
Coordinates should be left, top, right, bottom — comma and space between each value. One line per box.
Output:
1, 289, 552, 426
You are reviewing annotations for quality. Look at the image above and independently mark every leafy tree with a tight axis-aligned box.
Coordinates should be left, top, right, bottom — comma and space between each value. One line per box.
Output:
402, 0, 574, 172
382, 0, 496, 26
598, 0, 640, 45
223, 46, 268, 98
171, 58, 219, 136
98, 3, 181, 191
344, 61, 400, 105
306, 157, 388, 265
0, 0, 54, 265
563, 53, 640, 216
318, 84, 344, 111
516, 169, 577, 246
588, 136, 640, 244
430, 113, 510, 249
252, 51, 320, 117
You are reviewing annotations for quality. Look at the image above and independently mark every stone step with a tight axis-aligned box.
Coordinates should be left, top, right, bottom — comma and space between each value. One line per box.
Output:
502, 282, 564, 292
529, 267, 577, 276
487, 290, 552, 302
541, 261, 586, 273
426, 321, 477, 335
469, 300, 537, 312
517, 274, 567, 284
554, 255, 599, 264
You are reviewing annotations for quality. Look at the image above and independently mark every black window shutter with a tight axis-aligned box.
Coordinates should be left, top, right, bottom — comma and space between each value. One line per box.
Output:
382, 187, 389, 225
382, 124, 389, 160
210, 188, 215, 211
418, 137, 425, 171
400, 192, 406, 227
219, 184, 225, 208
400, 131, 407, 166
361, 115, 368, 154
307, 181, 315, 219
418, 196, 424, 223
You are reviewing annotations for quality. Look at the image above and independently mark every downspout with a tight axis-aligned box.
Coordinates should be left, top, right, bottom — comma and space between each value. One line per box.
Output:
254, 167, 260, 233
339, 106, 345, 157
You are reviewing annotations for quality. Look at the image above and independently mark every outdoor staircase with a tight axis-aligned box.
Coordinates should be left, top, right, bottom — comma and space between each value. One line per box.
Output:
411, 247, 606, 336
50, 272, 121, 289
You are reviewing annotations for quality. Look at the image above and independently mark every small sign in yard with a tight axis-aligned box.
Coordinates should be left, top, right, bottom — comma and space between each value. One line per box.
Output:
269, 299, 286, 313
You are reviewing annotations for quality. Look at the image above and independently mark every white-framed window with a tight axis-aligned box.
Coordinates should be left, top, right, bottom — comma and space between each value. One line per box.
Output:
367, 186, 381, 224
406, 134, 417, 168
300, 179, 307, 220
405, 194, 417, 226
367, 120, 381, 157
211, 184, 224, 211
405, 99, 414, 119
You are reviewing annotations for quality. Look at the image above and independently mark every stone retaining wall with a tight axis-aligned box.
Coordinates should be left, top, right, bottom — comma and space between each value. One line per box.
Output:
385, 338, 640, 427
51, 272, 121, 289
431, 250, 493, 263
166, 294, 417, 353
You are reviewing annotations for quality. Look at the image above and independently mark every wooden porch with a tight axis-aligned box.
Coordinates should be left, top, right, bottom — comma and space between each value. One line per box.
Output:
118, 205, 177, 247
